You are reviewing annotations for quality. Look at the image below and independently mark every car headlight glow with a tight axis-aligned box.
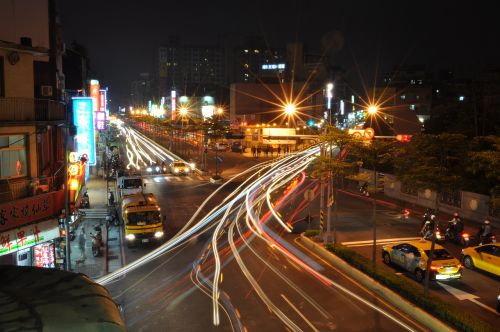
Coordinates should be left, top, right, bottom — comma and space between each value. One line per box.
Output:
155, 166, 160, 172
185, 167, 190, 172
189, 163, 195, 169
126, 234, 135, 241
174, 168, 179, 173
146, 167, 152, 172
154, 231, 164, 238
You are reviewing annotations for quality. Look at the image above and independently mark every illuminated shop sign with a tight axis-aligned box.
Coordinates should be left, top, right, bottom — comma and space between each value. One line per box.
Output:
261, 63, 286, 70
72, 97, 96, 165
0, 219, 59, 256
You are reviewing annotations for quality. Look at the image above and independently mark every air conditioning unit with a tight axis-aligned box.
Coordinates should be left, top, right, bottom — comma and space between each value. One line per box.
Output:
41, 85, 53, 97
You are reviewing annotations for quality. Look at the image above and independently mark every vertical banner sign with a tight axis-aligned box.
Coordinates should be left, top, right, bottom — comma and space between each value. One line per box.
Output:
72, 97, 96, 165
97, 89, 107, 129
90, 79, 100, 129
171, 90, 176, 121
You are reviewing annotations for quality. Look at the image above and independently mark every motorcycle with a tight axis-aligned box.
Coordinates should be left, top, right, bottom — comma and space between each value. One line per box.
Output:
359, 184, 370, 197
90, 224, 103, 257
471, 233, 497, 246
421, 224, 444, 242
445, 227, 471, 246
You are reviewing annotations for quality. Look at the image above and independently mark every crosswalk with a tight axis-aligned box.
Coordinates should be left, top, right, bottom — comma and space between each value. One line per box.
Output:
143, 174, 207, 184
79, 208, 109, 219
341, 237, 422, 248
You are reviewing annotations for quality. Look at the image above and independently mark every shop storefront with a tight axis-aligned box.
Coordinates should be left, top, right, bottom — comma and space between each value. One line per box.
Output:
0, 218, 62, 268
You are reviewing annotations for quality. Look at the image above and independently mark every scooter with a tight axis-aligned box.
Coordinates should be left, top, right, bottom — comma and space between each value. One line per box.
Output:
421, 224, 444, 242
472, 233, 497, 246
445, 228, 471, 246
359, 184, 370, 197
90, 224, 103, 257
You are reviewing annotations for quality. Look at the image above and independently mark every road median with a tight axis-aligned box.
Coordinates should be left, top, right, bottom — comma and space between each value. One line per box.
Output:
300, 233, 496, 332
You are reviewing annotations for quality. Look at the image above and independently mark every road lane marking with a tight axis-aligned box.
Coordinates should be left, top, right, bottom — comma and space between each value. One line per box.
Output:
197, 175, 204, 180
281, 294, 319, 332
342, 237, 421, 246
438, 282, 500, 316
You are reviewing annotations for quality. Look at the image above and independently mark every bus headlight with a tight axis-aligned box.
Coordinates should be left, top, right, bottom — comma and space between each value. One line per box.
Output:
174, 168, 179, 173
146, 167, 152, 173
185, 167, 190, 172
126, 234, 135, 241
155, 166, 160, 172
154, 231, 164, 238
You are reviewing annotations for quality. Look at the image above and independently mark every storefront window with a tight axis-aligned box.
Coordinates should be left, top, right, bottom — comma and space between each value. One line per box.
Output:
0, 135, 27, 178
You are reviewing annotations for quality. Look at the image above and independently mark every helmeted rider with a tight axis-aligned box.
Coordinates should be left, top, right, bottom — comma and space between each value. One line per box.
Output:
447, 212, 463, 239
421, 215, 437, 239
479, 219, 493, 245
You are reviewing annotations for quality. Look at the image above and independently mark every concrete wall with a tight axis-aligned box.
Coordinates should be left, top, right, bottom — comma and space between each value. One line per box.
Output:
383, 173, 498, 223
0, 49, 34, 98
0, 0, 49, 49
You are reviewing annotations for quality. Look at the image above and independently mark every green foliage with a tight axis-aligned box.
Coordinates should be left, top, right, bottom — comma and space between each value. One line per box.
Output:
394, 133, 468, 193
349, 138, 396, 173
304, 230, 320, 237
325, 244, 497, 332
310, 127, 358, 179
468, 135, 500, 208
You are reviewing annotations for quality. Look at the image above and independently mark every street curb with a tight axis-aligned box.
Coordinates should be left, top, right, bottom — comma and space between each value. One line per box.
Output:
300, 234, 455, 332
104, 222, 109, 276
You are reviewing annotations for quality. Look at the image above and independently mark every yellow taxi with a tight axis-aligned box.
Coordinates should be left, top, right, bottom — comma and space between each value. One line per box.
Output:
169, 161, 191, 175
382, 240, 462, 282
461, 243, 500, 276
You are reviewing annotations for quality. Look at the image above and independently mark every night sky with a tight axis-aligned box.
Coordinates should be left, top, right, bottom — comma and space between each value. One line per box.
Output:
57, 0, 500, 107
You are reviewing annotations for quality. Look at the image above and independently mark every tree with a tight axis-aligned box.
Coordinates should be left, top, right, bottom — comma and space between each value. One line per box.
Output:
310, 126, 357, 244
349, 138, 397, 268
393, 133, 468, 296
467, 135, 500, 211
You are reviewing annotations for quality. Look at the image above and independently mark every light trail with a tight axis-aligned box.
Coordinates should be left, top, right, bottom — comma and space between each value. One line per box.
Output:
103, 123, 422, 331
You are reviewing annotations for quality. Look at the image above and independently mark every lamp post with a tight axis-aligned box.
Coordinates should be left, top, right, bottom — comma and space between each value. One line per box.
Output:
179, 107, 188, 156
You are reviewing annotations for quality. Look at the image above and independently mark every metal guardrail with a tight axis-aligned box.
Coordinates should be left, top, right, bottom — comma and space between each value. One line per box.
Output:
0, 97, 66, 122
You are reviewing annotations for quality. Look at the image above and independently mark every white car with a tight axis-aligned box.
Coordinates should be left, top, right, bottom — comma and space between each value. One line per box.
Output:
213, 143, 229, 151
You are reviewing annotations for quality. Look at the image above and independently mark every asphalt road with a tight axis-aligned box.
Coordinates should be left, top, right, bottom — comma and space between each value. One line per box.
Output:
315, 188, 500, 325
107, 175, 425, 331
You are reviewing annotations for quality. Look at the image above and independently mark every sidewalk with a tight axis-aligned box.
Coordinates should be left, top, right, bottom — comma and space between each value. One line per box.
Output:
70, 173, 124, 279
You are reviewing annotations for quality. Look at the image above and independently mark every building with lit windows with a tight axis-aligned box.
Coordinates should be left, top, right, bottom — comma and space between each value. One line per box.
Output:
0, 0, 70, 269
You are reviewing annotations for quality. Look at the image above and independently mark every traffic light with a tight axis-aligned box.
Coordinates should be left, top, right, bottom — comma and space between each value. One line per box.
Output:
396, 135, 412, 142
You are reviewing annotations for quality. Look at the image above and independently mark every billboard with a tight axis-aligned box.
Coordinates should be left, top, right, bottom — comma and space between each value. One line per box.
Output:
72, 97, 96, 165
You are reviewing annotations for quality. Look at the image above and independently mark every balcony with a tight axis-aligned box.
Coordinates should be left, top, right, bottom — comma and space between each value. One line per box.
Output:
0, 97, 66, 123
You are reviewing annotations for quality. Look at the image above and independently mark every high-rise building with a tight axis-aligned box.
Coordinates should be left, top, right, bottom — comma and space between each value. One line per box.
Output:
158, 43, 226, 100
130, 72, 153, 107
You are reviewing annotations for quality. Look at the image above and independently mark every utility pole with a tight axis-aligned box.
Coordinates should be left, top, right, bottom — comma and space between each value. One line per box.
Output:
319, 143, 325, 234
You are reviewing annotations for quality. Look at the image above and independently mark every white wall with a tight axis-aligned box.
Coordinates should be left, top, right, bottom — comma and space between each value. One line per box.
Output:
0, 49, 34, 98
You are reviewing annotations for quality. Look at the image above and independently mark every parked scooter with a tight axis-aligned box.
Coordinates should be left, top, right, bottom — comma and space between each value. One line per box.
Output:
90, 224, 103, 257
80, 191, 90, 209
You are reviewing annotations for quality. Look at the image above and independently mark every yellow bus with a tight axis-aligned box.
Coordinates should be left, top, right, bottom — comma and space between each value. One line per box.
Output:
121, 193, 166, 247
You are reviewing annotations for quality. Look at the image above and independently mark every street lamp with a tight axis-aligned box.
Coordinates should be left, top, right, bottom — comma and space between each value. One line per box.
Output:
216, 107, 224, 116
284, 103, 296, 116
367, 105, 378, 115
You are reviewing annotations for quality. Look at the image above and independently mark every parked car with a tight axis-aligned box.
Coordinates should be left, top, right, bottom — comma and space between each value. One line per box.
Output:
382, 240, 462, 282
231, 142, 243, 152
461, 243, 500, 277
213, 142, 229, 151
169, 161, 191, 175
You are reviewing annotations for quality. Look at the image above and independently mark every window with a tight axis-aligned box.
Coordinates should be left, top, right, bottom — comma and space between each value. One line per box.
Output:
459, 96, 465, 101
0, 56, 4, 97
400, 95, 406, 100
424, 249, 453, 260
0, 135, 28, 179
409, 104, 416, 111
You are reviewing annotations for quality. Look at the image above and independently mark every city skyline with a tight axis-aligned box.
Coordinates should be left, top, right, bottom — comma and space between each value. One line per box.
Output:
57, 0, 500, 106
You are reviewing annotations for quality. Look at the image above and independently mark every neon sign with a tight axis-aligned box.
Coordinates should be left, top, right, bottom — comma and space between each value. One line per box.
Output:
72, 97, 96, 165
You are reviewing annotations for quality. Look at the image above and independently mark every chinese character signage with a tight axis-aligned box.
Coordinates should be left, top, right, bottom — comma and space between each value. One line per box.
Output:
0, 190, 64, 232
0, 219, 59, 256
99, 89, 107, 113
33, 242, 55, 268
90, 79, 100, 113
72, 97, 96, 165
96, 111, 106, 130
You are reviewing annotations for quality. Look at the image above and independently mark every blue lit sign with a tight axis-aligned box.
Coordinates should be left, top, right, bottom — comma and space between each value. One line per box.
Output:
72, 97, 96, 166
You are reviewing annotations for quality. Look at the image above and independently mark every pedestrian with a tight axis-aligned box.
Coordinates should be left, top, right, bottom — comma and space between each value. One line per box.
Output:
265, 146, 269, 157
257, 146, 261, 157
277, 146, 281, 156
269, 146, 273, 156
252, 146, 256, 157
78, 228, 86, 260
108, 189, 115, 206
